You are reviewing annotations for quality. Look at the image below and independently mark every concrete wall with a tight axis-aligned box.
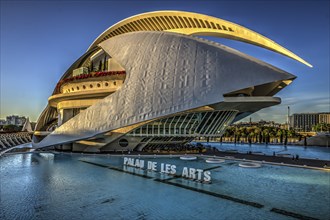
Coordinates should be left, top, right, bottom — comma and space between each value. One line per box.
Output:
102, 136, 144, 152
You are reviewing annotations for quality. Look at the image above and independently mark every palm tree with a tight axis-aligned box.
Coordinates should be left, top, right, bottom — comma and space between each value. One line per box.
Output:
277, 129, 283, 144
248, 131, 254, 144
287, 129, 294, 143
241, 132, 247, 143
234, 127, 240, 143
269, 129, 276, 143
254, 127, 261, 143
284, 130, 288, 145
263, 128, 269, 144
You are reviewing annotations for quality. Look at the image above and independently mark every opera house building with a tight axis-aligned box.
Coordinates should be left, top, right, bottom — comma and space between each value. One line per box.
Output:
32, 11, 311, 152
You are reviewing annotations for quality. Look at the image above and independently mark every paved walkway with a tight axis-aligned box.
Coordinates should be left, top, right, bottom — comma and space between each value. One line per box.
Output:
203, 149, 329, 169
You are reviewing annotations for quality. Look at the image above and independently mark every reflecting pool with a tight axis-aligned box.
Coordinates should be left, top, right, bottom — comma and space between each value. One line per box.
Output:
1, 153, 329, 220
196, 142, 330, 160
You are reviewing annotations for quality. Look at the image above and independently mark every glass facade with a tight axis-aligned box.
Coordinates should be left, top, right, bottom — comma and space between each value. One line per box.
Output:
128, 110, 238, 137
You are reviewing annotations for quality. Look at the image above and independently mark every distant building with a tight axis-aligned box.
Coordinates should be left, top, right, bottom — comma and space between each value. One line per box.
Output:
6, 115, 26, 126
290, 112, 330, 131
234, 120, 281, 128
319, 113, 330, 124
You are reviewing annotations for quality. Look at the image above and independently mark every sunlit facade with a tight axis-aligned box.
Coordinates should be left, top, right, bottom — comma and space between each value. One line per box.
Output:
32, 11, 311, 152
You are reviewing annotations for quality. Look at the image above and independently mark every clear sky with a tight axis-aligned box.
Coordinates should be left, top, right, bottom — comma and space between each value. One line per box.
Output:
1, 0, 329, 123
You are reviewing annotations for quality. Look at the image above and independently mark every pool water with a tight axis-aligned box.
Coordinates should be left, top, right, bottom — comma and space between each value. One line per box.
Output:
1, 153, 329, 220
196, 142, 330, 161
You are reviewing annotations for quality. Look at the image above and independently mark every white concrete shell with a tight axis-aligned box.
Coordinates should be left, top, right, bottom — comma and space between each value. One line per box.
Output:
88, 10, 312, 67
33, 31, 295, 148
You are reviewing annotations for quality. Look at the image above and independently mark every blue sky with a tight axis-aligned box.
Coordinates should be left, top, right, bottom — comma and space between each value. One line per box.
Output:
1, 0, 329, 123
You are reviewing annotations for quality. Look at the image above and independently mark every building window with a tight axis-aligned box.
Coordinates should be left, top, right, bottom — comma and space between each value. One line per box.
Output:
72, 88, 74, 91
105, 82, 109, 87
90, 84, 93, 88
97, 83, 101, 87
77, 86, 79, 90
114, 81, 116, 86
83, 85, 86, 89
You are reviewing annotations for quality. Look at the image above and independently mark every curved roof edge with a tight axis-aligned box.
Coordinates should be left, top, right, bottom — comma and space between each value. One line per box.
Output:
87, 10, 312, 67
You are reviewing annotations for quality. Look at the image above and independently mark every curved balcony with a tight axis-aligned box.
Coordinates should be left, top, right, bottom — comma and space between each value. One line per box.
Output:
49, 71, 125, 109
55, 71, 126, 94
48, 88, 117, 108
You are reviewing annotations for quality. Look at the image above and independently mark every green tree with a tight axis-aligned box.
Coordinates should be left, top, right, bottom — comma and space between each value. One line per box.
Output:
276, 129, 283, 143
3, 124, 21, 132
262, 128, 269, 144
284, 130, 288, 145
313, 123, 330, 132
269, 129, 276, 143
254, 127, 261, 143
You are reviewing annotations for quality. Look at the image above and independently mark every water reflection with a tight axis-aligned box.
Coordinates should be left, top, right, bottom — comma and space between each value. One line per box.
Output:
1, 153, 329, 220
